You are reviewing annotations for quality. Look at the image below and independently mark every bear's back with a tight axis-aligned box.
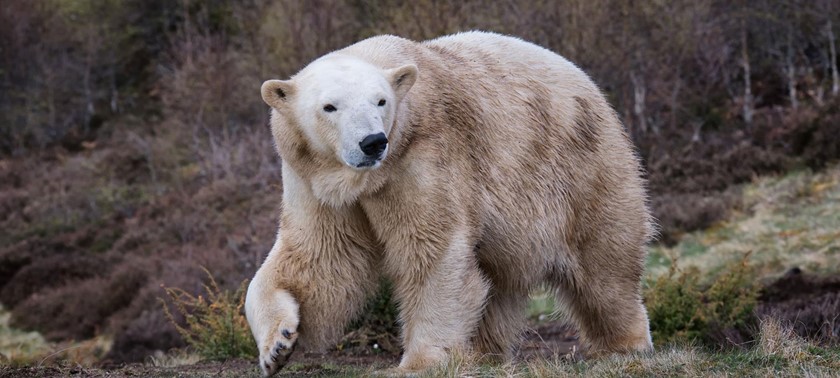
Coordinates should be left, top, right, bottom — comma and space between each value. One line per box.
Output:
336, 32, 597, 95
422, 32, 598, 94
337, 31, 624, 163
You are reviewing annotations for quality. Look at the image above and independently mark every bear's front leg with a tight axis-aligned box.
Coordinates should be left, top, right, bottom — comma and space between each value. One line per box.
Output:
245, 259, 300, 376
385, 228, 490, 372
245, 215, 379, 376
245, 164, 380, 376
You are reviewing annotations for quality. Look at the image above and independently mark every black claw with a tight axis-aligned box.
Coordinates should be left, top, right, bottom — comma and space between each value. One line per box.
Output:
272, 342, 288, 358
263, 338, 296, 376
282, 329, 292, 339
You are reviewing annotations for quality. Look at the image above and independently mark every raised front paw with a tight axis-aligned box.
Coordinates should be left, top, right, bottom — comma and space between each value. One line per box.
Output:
245, 281, 300, 377
259, 322, 299, 376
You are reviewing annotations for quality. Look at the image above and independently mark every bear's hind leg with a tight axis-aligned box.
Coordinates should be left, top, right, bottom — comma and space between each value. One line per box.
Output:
553, 248, 652, 355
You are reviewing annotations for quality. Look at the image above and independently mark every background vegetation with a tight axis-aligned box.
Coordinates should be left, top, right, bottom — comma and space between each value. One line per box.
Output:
1, 0, 839, 373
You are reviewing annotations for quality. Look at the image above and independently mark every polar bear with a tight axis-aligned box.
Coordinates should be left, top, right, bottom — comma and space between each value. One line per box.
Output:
246, 31, 654, 376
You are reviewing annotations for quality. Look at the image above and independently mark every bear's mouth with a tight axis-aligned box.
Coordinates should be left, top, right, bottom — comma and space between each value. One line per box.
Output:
343, 147, 387, 171
355, 159, 380, 169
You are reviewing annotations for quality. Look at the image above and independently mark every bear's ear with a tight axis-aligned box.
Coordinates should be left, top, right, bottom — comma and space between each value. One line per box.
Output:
387, 64, 418, 100
261, 80, 296, 109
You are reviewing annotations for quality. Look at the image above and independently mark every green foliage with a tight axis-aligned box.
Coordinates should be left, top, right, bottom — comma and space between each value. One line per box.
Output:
339, 280, 401, 353
0, 305, 50, 365
645, 253, 759, 346
645, 266, 706, 343
161, 268, 257, 360
704, 256, 758, 332
348, 280, 399, 334
527, 291, 557, 322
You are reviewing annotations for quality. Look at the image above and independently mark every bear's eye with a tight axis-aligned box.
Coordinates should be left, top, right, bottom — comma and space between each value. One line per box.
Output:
377, 99, 386, 107
323, 104, 337, 113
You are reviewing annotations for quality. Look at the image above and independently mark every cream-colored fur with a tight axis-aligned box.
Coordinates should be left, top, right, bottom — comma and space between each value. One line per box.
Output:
246, 31, 654, 376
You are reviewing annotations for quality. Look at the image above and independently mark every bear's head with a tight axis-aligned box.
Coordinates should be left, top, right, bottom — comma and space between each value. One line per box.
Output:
261, 56, 417, 171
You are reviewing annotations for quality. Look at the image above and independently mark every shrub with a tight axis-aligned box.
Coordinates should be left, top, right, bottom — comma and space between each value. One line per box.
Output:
339, 280, 401, 354
348, 280, 399, 335
704, 255, 759, 341
782, 103, 840, 169
652, 191, 737, 245
645, 265, 706, 344
645, 253, 759, 347
11, 260, 147, 341
161, 267, 256, 360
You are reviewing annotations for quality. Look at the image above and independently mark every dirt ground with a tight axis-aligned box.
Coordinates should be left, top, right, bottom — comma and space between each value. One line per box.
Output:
4, 270, 840, 377
757, 268, 840, 342
0, 321, 577, 378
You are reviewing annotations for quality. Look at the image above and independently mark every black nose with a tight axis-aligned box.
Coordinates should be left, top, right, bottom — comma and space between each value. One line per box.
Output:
359, 133, 388, 156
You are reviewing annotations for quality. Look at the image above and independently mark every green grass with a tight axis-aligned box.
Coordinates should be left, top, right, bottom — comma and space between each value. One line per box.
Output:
5, 165, 840, 377
0, 305, 50, 365
526, 290, 557, 322
648, 164, 840, 278
0, 305, 114, 367
419, 320, 840, 377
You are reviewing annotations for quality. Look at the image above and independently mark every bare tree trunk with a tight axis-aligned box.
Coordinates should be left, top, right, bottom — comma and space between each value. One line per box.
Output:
622, 105, 635, 140
182, 0, 194, 66
46, 63, 56, 131
690, 119, 704, 143
110, 70, 118, 114
828, 18, 839, 97
631, 70, 647, 134
109, 47, 118, 114
669, 77, 682, 132
741, 22, 754, 127
83, 38, 94, 136
786, 28, 798, 109
785, 60, 797, 109
816, 84, 825, 106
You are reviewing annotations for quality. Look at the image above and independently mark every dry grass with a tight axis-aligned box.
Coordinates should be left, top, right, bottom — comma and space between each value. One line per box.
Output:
0, 304, 114, 367
129, 163, 840, 375
414, 322, 840, 377
394, 317, 840, 377
0, 305, 49, 365
648, 163, 840, 278
3, 162, 840, 377
147, 349, 202, 368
